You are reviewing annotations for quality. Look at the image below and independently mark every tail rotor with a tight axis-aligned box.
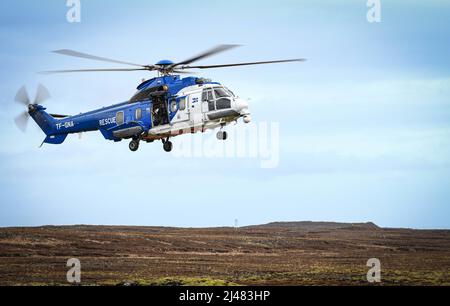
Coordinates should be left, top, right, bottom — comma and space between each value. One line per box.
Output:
14, 84, 51, 132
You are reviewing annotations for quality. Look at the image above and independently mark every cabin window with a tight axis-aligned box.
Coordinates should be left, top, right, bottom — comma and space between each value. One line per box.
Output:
216, 98, 231, 110
170, 100, 178, 112
116, 111, 124, 125
179, 98, 186, 110
135, 108, 142, 120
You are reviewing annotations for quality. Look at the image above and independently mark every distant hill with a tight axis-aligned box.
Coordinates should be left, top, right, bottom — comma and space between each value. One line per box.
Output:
244, 221, 379, 231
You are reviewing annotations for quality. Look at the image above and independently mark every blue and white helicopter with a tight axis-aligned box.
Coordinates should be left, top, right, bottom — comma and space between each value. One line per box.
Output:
15, 45, 305, 152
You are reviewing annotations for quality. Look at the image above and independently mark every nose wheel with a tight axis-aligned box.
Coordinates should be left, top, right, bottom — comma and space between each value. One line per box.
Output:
217, 130, 228, 140
129, 139, 140, 152
162, 138, 173, 152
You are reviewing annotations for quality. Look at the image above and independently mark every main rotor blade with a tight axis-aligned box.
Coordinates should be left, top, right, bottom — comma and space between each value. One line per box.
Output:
53, 49, 146, 68
182, 58, 307, 70
40, 68, 149, 74
171, 44, 240, 68
15, 86, 30, 106
14, 111, 29, 132
34, 84, 51, 104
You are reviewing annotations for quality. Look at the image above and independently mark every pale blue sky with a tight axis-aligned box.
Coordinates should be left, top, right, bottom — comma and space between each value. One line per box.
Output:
0, 0, 449, 228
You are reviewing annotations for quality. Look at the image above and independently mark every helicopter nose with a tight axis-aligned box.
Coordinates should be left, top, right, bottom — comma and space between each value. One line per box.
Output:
235, 98, 251, 123
235, 98, 249, 114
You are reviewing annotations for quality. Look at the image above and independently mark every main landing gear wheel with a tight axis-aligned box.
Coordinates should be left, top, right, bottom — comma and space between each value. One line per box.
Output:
163, 140, 173, 152
217, 131, 228, 140
129, 139, 139, 152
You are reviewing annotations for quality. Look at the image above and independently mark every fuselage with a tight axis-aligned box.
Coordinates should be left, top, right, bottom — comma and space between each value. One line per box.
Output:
29, 75, 251, 145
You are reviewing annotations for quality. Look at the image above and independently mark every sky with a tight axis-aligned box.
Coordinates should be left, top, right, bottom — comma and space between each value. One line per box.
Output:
0, 0, 449, 229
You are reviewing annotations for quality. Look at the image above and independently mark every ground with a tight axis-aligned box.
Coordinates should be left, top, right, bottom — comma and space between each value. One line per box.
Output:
0, 222, 449, 286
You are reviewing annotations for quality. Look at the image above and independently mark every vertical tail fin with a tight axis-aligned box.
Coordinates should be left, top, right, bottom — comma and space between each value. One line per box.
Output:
29, 105, 68, 145
13, 85, 68, 145
29, 105, 56, 136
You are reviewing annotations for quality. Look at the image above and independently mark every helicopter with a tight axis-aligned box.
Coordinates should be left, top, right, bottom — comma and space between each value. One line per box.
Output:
14, 45, 305, 152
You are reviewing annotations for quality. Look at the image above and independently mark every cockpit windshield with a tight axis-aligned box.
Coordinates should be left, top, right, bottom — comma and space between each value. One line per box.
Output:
213, 87, 230, 98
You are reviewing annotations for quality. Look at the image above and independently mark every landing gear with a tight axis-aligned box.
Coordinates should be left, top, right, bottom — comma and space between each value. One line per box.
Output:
217, 130, 228, 140
162, 138, 173, 152
129, 139, 140, 152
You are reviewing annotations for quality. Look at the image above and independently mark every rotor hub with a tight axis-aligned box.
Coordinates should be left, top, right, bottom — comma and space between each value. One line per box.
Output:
28, 104, 37, 112
155, 59, 174, 66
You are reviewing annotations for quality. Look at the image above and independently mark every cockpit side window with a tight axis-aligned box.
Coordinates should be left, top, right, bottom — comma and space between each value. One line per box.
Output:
202, 88, 216, 111
208, 98, 215, 111
207, 90, 213, 101
202, 88, 214, 102
202, 90, 208, 102
202, 88, 213, 101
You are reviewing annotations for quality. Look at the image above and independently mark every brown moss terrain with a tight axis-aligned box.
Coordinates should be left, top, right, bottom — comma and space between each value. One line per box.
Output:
0, 222, 449, 286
